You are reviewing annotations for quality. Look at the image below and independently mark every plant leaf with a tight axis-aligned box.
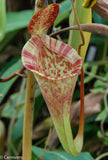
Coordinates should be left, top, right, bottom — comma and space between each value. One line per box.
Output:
84, 66, 98, 84
0, 0, 6, 42
96, 110, 107, 121
10, 88, 44, 140
32, 146, 94, 160
28, 4, 59, 35
6, 10, 33, 33
0, 60, 22, 103
54, 0, 72, 26
94, 80, 108, 88
90, 88, 106, 94
1, 92, 25, 118
68, 0, 91, 61
93, 12, 108, 25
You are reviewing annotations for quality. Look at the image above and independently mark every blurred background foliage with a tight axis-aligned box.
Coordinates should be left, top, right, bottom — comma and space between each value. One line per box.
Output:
0, 0, 108, 159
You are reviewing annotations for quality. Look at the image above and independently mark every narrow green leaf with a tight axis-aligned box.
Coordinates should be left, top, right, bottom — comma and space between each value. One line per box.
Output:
90, 88, 106, 94
93, 12, 108, 25
68, 0, 91, 61
96, 110, 107, 121
0, 0, 6, 42
32, 146, 94, 160
97, 130, 103, 138
84, 66, 98, 84
54, 0, 72, 26
0, 60, 22, 103
12, 115, 24, 140
6, 10, 33, 33
2, 88, 45, 140
1, 87, 44, 118
94, 80, 108, 88
1, 92, 25, 118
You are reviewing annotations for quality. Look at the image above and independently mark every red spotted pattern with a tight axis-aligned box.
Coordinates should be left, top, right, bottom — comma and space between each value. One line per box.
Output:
28, 4, 59, 35
36, 74, 77, 117
42, 34, 82, 66
22, 34, 82, 80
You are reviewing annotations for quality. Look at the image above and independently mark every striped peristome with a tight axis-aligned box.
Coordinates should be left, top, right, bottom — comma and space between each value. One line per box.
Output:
42, 34, 82, 66
22, 33, 82, 80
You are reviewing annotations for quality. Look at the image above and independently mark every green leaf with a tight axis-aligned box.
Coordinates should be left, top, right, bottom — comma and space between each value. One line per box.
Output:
94, 80, 108, 88
84, 66, 98, 84
0, 0, 6, 42
92, 12, 108, 25
104, 65, 108, 73
97, 130, 103, 138
90, 88, 106, 94
104, 138, 108, 146
12, 115, 24, 140
6, 10, 33, 33
1, 92, 25, 118
1, 85, 44, 118
32, 146, 94, 160
0, 60, 22, 103
11, 88, 44, 140
54, 0, 72, 26
0, 55, 20, 73
95, 110, 107, 121
83, 60, 108, 67
68, 0, 91, 61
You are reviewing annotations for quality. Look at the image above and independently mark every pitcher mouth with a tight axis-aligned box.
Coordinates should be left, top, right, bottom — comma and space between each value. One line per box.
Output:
22, 35, 82, 81
23, 48, 82, 81
30, 68, 80, 81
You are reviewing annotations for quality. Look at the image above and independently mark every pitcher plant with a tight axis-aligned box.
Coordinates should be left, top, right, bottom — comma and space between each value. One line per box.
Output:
22, 3, 85, 156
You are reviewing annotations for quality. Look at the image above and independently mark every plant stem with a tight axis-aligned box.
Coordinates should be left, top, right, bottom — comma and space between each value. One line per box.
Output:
34, 0, 44, 13
22, 71, 36, 160
78, 68, 84, 136
100, 88, 108, 137
84, 71, 108, 83
22, 1, 44, 159
7, 110, 18, 155
50, 23, 108, 38
95, 152, 108, 160
74, 67, 84, 151
84, 60, 108, 66
7, 78, 26, 156
39, 128, 52, 160
71, 0, 85, 152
